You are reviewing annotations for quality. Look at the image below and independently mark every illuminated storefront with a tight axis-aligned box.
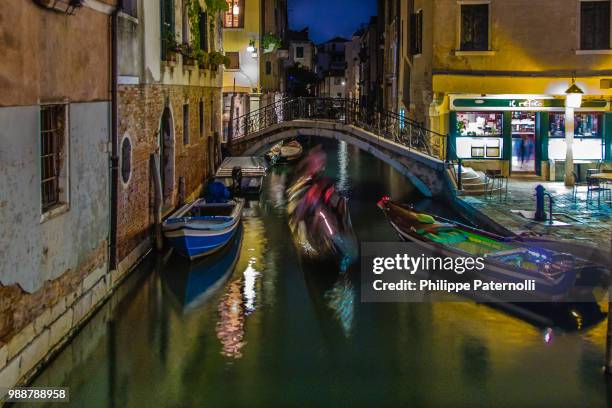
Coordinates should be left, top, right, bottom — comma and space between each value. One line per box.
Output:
447, 95, 612, 179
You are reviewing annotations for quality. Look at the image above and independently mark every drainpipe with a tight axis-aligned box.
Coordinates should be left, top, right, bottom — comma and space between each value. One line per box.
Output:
109, 2, 121, 271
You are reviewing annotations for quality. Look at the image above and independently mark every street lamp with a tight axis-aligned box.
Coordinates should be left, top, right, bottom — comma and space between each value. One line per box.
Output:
564, 78, 584, 186
247, 39, 256, 53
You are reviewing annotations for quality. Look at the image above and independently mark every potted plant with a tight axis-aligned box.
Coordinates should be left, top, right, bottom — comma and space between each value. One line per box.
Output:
209, 51, 227, 71
262, 32, 282, 54
180, 44, 198, 67
162, 24, 180, 62
197, 50, 210, 70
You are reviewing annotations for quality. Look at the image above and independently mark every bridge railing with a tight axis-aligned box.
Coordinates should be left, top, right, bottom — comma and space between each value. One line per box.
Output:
230, 97, 445, 160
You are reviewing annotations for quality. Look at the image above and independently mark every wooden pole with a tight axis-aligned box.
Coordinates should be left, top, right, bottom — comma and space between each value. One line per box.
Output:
606, 235, 612, 373
151, 153, 164, 251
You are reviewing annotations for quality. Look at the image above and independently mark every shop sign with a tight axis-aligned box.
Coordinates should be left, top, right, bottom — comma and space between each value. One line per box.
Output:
451, 97, 607, 111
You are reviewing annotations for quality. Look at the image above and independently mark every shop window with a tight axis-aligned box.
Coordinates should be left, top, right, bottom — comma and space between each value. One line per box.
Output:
121, 136, 132, 184
549, 112, 603, 138
295, 46, 304, 59
183, 103, 190, 145
224, 0, 245, 28
40, 104, 69, 213
410, 10, 423, 55
456, 112, 503, 159
460, 3, 489, 51
226, 52, 240, 70
580, 1, 610, 50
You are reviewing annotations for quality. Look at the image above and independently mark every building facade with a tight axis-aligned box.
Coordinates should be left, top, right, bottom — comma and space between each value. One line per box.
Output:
223, 0, 262, 138
315, 37, 349, 79
285, 28, 316, 71
260, 0, 289, 106
401, 0, 612, 179
115, 0, 225, 275
345, 32, 363, 100
0, 0, 116, 390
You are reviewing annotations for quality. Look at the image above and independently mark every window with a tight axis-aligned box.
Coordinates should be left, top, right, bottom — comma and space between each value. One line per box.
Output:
457, 112, 503, 137
460, 3, 489, 51
295, 46, 304, 59
549, 112, 604, 138
334, 77, 342, 85
411, 10, 423, 55
226, 52, 240, 69
121, 136, 132, 184
199, 11, 209, 52
265, 60, 272, 75
122, 0, 137, 17
40, 104, 68, 212
224, 0, 245, 28
581, 1, 610, 50
183, 104, 190, 145
200, 99, 205, 137
161, 0, 175, 60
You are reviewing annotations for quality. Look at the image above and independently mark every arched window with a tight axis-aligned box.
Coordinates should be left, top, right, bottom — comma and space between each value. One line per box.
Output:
121, 136, 132, 185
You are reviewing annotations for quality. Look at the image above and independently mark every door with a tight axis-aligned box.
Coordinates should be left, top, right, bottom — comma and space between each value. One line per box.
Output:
511, 111, 536, 173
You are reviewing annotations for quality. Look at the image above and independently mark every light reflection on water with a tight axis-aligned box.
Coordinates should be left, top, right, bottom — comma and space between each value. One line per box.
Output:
29, 137, 610, 408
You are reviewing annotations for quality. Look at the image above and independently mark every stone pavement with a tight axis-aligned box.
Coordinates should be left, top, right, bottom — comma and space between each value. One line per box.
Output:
459, 177, 612, 251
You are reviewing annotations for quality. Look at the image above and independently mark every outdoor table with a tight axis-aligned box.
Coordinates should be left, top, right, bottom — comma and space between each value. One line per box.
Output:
590, 173, 612, 206
573, 160, 593, 182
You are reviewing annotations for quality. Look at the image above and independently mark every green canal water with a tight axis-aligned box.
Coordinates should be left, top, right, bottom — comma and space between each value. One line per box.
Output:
31, 138, 610, 407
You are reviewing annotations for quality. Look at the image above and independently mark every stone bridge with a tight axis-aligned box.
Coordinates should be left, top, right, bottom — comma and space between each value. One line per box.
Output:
228, 120, 455, 198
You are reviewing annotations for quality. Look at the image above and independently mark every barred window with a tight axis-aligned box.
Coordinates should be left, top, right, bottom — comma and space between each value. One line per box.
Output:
200, 99, 205, 137
410, 10, 423, 55
226, 52, 240, 69
40, 105, 67, 212
581, 1, 611, 50
183, 103, 190, 145
460, 4, 489, 51
121, 136, 132, 184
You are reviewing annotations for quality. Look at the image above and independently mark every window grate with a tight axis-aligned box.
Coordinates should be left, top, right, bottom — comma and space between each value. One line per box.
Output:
40, 105, 65, 211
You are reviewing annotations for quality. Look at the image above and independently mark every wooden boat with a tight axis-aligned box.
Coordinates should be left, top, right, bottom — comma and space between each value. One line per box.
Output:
267, 140, 304, 164
162, 198, 244, 260
280, 140, 304, 162
214, 157, 267, 196
163, 226, 242, 313
377, 197, 608, 300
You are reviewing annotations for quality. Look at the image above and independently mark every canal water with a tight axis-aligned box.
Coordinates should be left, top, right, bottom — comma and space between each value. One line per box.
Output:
31, 138, 610, 407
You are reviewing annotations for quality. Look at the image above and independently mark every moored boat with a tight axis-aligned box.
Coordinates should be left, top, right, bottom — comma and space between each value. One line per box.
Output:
377, 197, 608, 300
162, 198, 244, 260
280, 140, 303, 162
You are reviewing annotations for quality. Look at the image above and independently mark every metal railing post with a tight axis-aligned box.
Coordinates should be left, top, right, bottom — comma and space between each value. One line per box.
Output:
457, 159, 463, 190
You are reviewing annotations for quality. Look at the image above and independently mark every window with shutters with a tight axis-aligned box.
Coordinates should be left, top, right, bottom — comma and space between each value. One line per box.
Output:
460, 3, 489, 51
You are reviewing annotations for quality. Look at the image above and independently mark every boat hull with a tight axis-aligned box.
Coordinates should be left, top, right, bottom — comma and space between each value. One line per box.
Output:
164, 222, 241, 260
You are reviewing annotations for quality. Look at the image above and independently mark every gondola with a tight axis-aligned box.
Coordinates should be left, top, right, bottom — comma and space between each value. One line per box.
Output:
287, 175, 358, 271
266, 140, 304, 164
377, 196, 608, 301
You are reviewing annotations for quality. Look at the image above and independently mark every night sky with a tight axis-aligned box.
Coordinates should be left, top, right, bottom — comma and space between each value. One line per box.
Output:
288, 0, 377, 44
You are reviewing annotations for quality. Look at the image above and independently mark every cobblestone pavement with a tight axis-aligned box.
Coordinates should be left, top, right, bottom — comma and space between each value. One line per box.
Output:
459, 178, 612, 251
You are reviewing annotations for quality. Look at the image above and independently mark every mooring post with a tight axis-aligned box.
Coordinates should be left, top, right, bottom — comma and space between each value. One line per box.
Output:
534, 185, 547, 222
457, 159, 463, 190
151, 153, 164, 251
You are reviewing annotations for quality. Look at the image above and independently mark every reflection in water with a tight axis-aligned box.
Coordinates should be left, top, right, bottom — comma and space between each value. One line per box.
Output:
215, 212, 267, 359
29, 138, 611, 407
336, 141, 350, 194
324, 275, 355, 337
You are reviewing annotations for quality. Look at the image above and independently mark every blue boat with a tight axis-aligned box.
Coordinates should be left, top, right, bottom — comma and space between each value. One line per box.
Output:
164, 226, 243, 312
162, 198, 244, 260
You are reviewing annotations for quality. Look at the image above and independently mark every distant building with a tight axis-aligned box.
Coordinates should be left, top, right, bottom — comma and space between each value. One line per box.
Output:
358, 16, 383, 110
261, 0, 289, 106
285, 28, 316, 71
345, 31, 363, 100
316, 37, 349, 79
319, 72, 347, 98
398, 0, 612, 180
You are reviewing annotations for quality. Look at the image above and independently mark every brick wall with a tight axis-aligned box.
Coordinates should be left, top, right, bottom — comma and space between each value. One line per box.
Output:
116, 84, 223, 264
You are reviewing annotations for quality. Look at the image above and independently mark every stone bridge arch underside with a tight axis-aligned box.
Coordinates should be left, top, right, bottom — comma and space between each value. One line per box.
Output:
229, 120, 454, 198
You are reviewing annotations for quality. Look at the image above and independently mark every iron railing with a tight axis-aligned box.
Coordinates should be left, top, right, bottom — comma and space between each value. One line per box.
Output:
230, 97, 446, 162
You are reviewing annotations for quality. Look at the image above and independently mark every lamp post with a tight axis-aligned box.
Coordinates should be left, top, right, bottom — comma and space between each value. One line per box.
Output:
564, 78, 584, 186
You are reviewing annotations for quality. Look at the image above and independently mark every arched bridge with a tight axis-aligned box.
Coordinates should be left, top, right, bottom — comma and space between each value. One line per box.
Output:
226, 98, 456, 198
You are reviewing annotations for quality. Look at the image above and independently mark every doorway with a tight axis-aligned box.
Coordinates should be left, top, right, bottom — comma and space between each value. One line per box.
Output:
159, 106, 175, 205
511, 111, 536, 173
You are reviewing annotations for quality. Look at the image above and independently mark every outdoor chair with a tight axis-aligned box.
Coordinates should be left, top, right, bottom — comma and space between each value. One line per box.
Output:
484, 169, 508, 201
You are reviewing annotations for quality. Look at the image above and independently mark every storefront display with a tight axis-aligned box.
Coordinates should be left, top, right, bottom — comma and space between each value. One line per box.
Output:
455, 112, 504, 159
511, 112, 536, 172
548, 112, 603, 161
